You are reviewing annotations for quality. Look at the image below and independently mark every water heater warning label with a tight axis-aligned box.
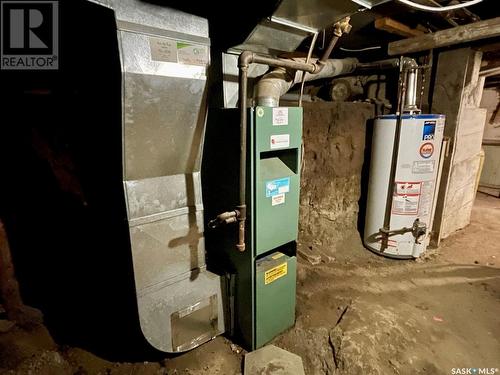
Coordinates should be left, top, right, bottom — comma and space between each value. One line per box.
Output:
392, 195, 419, 215
265, 262, 287, 285
395, 182, 421, 195
392, 181, 421, 215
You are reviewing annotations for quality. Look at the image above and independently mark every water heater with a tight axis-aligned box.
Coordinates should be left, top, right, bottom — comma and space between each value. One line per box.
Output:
364, 114, 445, 258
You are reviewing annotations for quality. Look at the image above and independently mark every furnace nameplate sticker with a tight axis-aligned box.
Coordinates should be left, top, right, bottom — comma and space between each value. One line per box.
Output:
264, 262, 287, 285
272, 107, 289, 126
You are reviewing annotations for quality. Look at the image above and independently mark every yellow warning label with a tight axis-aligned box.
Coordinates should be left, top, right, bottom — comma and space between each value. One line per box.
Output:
264, 262, 287, 285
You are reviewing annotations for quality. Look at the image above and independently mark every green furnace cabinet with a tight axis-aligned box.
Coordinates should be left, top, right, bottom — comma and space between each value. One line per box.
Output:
202, 106, 302, 350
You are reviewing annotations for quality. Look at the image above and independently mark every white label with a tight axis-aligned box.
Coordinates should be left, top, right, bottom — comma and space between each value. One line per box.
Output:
278, 185, 289, 194
437, 118, 445, 132
149, 37, 208, 66
412, 160, 435, 174
272, 108, 288, 126
270, 134, 290, 149
177, 43, 208, 66
392, 181, 421, 215
272, 193, 285, 206
418, 180, 434, 216
149, 37, 177, 63
392, 195, 419, 215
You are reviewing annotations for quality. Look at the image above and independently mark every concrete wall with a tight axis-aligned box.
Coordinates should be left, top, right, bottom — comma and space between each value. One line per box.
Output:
298, 102, 374, 257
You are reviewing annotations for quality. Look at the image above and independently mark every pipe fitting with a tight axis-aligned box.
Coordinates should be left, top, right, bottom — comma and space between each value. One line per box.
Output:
208, 211, 239, 229
333, 16, 352, 37
402, 57, 418, 69
239, 50, 254, 68
255, 57, 359, 107
236, 205, 246, 252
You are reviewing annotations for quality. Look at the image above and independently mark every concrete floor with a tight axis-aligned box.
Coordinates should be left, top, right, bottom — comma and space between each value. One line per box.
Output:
1, 193, 499, 374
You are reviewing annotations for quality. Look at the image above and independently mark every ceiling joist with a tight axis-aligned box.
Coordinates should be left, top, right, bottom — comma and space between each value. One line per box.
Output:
388, 17, 500, 55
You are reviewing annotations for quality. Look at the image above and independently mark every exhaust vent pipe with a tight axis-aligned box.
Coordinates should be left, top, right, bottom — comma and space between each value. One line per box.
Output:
255, 57, 359, 107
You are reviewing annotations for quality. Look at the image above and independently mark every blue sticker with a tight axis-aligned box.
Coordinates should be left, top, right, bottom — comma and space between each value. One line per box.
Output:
423, 121, 436, 141
265, 177, 290, 197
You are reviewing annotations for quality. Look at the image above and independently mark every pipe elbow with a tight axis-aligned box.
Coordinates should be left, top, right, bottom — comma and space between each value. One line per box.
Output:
402, 57, 418, 69
239, 51, 254, 68
312, 61, 326, 74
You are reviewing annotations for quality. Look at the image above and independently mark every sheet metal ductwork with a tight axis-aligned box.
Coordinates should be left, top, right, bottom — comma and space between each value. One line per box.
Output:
231, 0, 391, 54
91, 0, 225, 353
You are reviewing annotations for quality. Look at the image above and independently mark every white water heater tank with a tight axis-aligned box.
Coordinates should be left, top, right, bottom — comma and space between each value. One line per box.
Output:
364, 114, 445, 258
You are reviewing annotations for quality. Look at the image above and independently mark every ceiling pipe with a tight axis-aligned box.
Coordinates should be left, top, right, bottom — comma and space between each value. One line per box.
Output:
255, 57, 359, 107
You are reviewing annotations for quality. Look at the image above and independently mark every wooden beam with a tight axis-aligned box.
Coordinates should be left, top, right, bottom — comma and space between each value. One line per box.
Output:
388, 17, 500, 56
375, 17, 425, 38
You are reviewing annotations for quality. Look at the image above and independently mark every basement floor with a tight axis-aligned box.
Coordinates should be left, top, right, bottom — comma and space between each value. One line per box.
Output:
1, 192, 499, 375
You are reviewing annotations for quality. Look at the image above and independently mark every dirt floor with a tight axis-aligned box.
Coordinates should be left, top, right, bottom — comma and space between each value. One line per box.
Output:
1, 192, 499, 375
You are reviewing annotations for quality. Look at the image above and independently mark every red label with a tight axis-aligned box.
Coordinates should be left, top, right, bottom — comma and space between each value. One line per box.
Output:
419, 142, 434, 159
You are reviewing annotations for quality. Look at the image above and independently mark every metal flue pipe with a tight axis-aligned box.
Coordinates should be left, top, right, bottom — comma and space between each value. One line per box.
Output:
255, 57, 359, 107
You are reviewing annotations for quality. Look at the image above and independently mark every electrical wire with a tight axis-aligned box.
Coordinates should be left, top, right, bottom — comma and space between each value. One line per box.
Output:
397, 0, 483, 12
340, 46, 382, 52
